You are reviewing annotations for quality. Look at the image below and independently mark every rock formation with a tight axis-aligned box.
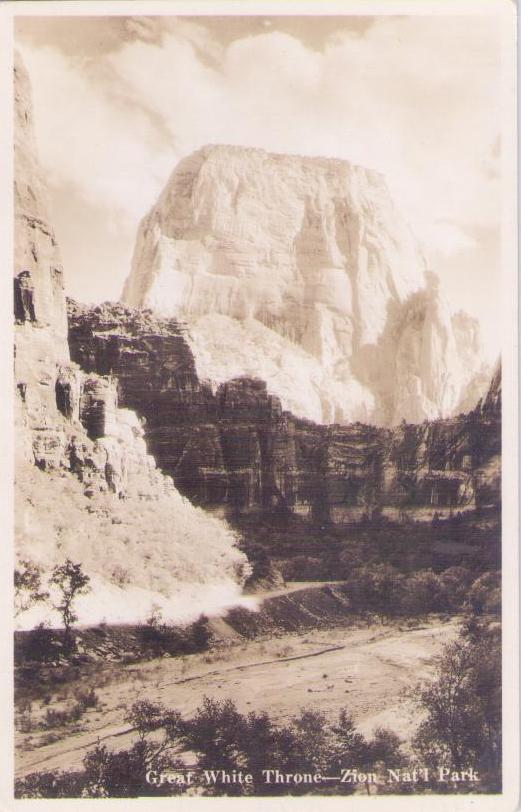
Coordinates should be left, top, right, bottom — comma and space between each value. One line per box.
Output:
123, 144, 488, 425
14, 49, 500, 632
69, 301, 501, 523
14, 55, 68, 357
13, 54, 249, 628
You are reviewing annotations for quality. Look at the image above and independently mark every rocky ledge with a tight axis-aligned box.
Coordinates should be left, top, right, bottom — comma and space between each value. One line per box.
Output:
68, 300, 501, 522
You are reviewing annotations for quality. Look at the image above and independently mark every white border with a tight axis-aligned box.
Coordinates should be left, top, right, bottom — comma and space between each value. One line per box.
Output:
0, 2, 517, 810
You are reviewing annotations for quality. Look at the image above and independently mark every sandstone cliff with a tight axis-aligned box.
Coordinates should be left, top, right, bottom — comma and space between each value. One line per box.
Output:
122, 144, 488, 425
69, 301, 501, 524
14, 54, 68, 358
13, 55, 249, 629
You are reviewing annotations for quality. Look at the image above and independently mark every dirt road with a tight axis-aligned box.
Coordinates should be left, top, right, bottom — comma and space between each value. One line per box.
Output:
16, 617, 458, 778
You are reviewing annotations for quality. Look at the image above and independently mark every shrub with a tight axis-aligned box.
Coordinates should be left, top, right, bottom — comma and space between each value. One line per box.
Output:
280, 555, 324, 581
137, 621, 183, 658
399, 570, 443, 616
74, 687, 99, 710
466, 571, 501, 616
345, 563, 406, 617
18, 623, 61, 663
437, 566, 474, 612
186, 614, 211, 652
224, 606, 260, 638
16, 711, 35, 734
81, 741, 184, 797
43, 702, 84, 729
15, 769, 86, 798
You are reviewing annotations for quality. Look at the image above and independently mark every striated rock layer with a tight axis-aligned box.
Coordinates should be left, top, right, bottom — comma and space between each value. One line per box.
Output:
69, 301, 501, 524
13, 54, 250, 628
123, 144, 488, 425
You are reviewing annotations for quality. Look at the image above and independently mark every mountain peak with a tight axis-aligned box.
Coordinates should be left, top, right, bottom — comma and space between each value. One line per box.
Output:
122, 145, 487, 426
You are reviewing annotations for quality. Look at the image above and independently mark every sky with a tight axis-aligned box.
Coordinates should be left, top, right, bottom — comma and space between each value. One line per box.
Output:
15, 13, 503, 361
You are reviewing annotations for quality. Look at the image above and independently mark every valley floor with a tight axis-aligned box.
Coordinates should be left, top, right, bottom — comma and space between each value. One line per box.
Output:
15, 614, 459, 780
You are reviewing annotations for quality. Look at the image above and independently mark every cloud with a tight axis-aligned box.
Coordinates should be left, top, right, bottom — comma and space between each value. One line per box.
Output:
20, 17, 501, 240
418, 221, 477, 260
124, 16, 224, 64
105, 16, 501, 250
16, 14, 503, 356
19, 44, 177, 224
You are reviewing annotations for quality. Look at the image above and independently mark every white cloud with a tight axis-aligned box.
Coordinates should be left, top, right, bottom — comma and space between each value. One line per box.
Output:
19, 44, 177, 224
417, 221, 477, 260
18, 15, 502, 355
105, 16, 500, 248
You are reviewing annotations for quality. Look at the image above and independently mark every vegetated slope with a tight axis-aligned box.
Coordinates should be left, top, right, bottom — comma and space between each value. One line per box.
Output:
15, 460, 250, 629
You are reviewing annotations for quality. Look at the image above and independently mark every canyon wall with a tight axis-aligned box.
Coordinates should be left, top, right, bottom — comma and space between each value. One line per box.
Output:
13, 52, 500, 633
122, 144, 489, 425
14, 55, 68, 358
69, 301, 501, 524
13, 54, 249, 628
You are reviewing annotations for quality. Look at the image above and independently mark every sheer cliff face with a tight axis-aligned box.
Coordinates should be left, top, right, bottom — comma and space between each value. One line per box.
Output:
14, 59, 249, 628
123, 144, 486, 425
14, 54, 68, 357
69, 301, 501, 522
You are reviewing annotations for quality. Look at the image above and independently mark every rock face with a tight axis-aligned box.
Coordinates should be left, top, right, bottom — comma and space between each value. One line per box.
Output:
123, 144, 488, 425
69, 301, 501, 523
14, 53, 68, 357
13, 56, 249, 628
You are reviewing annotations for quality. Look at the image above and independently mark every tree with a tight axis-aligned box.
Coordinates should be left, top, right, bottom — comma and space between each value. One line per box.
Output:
187, 696, 248, 794
367, 727, 405, 766
185, 699, 337, 796
365, 727, 411, 795
412, 621, 501, 791
50, 559, 91, 647
14, 560, 49, 617
15, 769, 86, 799
81, 700, 186, 797
188, 614, 211, 652
14, 696, 416, 798
126, 699, 184, 744
329, 709, 371, 794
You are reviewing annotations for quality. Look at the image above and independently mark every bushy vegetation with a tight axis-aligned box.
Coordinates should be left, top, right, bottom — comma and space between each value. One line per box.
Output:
230, 565, 499, 631
14, 471, 501, 799
235, 508, 501, 587
15, 557, 91, 655
137, 609, 211, 658
14, 687, 100, 734
15, 698, 405, 798
16, 616, 501, 799
341, 564, 494, 619
16, 622, 62, 664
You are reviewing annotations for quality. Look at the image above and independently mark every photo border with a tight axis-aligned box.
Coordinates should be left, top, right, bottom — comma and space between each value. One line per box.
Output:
0, 1, 517, 809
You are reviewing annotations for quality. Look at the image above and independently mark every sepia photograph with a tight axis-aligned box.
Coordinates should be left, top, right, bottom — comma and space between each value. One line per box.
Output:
2, 0, 517, 806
